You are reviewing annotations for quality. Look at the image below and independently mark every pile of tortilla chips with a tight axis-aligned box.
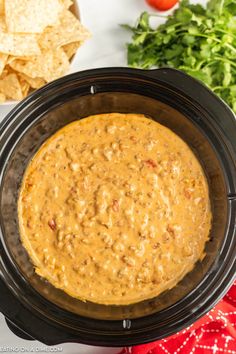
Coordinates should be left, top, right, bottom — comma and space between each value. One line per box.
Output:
0, 0, 90, 102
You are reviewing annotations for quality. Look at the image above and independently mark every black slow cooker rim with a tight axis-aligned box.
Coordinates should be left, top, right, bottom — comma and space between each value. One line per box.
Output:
0, 67, 235, 346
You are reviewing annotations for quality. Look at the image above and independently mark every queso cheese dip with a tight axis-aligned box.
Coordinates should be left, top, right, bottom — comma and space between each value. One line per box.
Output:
18, 113, 212, 305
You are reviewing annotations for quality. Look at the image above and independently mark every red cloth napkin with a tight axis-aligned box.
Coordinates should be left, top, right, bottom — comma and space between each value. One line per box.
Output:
120, 281, 236, 354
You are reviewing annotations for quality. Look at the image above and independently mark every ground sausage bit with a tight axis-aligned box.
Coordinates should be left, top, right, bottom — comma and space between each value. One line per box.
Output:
18, 113, 212, 306
112, 199, 119, 212
144, 159, 157, 168
48, 219, 56, 231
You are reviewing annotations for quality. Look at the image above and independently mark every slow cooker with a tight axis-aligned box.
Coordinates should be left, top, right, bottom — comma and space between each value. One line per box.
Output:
0, 68, 235, 346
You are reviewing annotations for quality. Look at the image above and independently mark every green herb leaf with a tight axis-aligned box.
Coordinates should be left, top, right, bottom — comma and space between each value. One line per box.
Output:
123, 0, 236, 113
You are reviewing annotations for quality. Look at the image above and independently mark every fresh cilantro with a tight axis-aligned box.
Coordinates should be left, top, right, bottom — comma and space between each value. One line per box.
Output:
123, 0, 236, 113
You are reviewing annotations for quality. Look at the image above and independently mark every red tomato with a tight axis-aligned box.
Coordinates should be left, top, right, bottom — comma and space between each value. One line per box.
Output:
146, 0, 179, 11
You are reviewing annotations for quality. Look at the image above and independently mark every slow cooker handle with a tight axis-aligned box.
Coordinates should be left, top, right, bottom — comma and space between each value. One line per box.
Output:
142, 68, 236, 155
5, 319, 34, 341
0, 277, 76, 345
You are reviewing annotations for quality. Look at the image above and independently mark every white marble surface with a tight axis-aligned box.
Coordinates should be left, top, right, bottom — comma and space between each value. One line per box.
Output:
0, 0, 206, 352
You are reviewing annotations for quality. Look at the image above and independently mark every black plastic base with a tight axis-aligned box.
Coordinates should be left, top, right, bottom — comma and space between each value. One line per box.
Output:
5, 319, 34, 341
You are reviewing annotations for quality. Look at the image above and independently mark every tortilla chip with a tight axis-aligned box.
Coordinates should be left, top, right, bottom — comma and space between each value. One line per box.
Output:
0, 33, 41, 56
8, 56, 34, 64
0, 67, 9, 79
2, 64, 16, 76
60, 0, 73, 9
19, 73, 46, 89
10, 48, 69, 82
63, 41, 81, 59
0, 93, 6, 102
22, 85, 30, 97
19, 77, 30, 97
6, 56, 14, 65
0, 0, 89, 103
0, 0, 4, 15
5, 0, 61, 33
0, 16, 6, 31
0, 54, 8, 76
39, 11, 90, 50
0, 73, 23, 100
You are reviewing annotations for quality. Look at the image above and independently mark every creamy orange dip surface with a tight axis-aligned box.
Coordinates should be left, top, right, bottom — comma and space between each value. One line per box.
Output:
18, 113, 212, 305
